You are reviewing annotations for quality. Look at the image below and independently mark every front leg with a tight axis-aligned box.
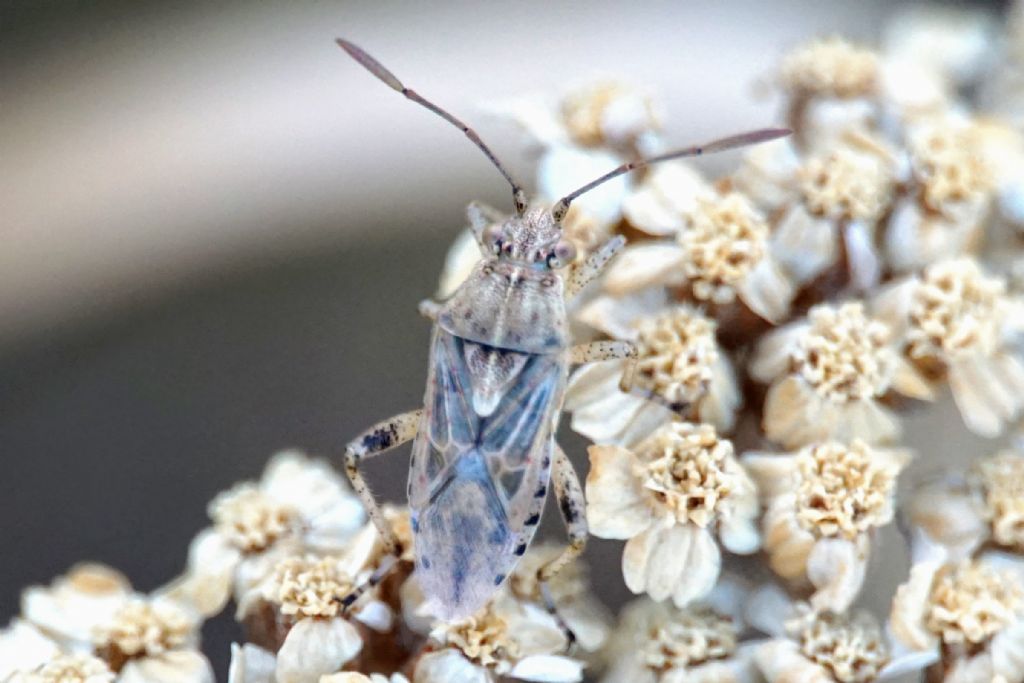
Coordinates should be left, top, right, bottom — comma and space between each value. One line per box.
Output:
568, 339, 636, 365
565, 235, 626, 300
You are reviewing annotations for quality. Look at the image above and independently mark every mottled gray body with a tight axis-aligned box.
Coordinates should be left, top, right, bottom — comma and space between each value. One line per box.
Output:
410, 210, 569, 619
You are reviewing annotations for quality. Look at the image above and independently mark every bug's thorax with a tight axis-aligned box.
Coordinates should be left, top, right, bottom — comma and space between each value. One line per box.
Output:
437, 207, 571, 354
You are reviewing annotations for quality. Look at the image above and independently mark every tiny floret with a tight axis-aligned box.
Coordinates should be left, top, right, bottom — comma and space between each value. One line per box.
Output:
560, 80, 659, 148
787, 608, 890, 683
925, 560, 1024, 645
795, 440, 898, 539
793, 302, 895, 403
680, 192, 770, 304
799, 147, 892, 222
93, 599, 193, 660
633, 307, 720, 408
780, 37, 879, 99
268, 555, 354, 620
909, 122, 991, 216
17, 654, 114, 683
974, 451, 1024, 551
638, 605, 737, 670
431, 609, 518, 670
209, 483, 298, 553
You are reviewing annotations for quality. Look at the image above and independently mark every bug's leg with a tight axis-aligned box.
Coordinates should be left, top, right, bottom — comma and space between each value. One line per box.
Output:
338, 409, 422, 610
537, 444, 589, 647
568, 340, 636, 365
564, 235, 626, 300
418, 299, 442, 320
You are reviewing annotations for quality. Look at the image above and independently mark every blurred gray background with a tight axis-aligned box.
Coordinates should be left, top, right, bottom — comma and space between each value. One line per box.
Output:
0, 0, 1006, 678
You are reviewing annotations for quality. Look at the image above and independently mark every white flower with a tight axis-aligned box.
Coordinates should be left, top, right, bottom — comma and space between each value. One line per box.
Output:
586, 422, 759, 608
4, 653, 115, 683
567, 300, 741, 446
0, 620, 62, 680
747, 587, 934, 683
750, 301, 930, 449
166, 451, 364, 617
743, 441, 911, 612
599, 596, 756, 683
872, 257, 1024, 437
889, 554, 1024, 682
413, 597, 583, 683
234, 555, 365, 683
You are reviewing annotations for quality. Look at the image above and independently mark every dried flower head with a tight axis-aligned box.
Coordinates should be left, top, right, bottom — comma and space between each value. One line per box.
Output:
12, 654, 114, 683
792, 302, 895, 404
799, 147, 892, 222
587, 423, 759, 607
266, 555, 354, 620
636, 422, 748, 528
633, 307, 720, 407
210, 484, 299, 554
433, 609, 519, 670
679, 192, 770, 304
93, 598, 194, 662
925, 560, 1024, 645
909, 122, 991, 215
781, 37, 879, 99
906, 257, 1005, 361
638, 605, 738, 671
974, 451, 1024, 551
786, 608, 890, 683
560, 80, 659, 148
795, 441, 899, 539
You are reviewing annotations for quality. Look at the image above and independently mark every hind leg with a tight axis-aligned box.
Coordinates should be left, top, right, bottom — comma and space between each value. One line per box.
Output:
536, 444, 588, 646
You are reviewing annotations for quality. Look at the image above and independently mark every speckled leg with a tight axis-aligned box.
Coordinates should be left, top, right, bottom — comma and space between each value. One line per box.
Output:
568, 340, 636, 365
339, 409, 422, 612
565, 235, 626, 300
343, 409, 422, 553
538, 444, 588, 646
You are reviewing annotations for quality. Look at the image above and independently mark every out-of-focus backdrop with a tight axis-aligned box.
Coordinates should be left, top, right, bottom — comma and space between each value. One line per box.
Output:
0, 0, 1006, 677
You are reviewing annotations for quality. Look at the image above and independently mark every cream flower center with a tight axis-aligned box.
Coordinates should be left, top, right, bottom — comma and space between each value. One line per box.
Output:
94, 599, 193, 662
25, 654, 114, 683
795, 441, 896, 539
788, 609, 890, 683
679, 193, 769, 304
799, 148, 892, 221
209, 483, 299, 553
792, 302, 894, 403
633, 307, 720, 407
907, 258, 1005, 361
925, 560, 1024, 645
269, 555, 355, 619
639, 607, 737, 671
435, 610, 519, 669
635, 422, 749, 527
975, 452, 1024, 551
780, 37, 879, 99
561, 81, 657, 148
910, 124, 990, 215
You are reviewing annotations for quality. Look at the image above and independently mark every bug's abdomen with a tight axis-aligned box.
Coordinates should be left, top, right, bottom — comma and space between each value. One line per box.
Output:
408, 328, 565, 619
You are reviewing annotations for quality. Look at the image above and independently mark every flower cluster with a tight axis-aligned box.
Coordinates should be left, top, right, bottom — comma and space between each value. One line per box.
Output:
10, 5, 1024, 683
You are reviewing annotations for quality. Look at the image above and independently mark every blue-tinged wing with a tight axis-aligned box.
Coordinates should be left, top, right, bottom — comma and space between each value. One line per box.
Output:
408, 328, 565, 620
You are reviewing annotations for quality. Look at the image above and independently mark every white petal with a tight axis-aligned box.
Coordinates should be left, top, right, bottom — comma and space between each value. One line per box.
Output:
888, 561, 943, 652
990, 617, 1024, 681
622, 524, 670, 596
585, 445, 652, 539
262, 451, 364, 536
119, 651, 214, 683
877, 649, 939, 680
509, 655, 584, 683
21, 564, 132, 650
413, 649, 490, 683
276, 618, 363, 683
740, 453, 798, 500
670, 528, 721, 607
161, 529, 240, 617
228, 643, 277, 683
736, 257, 795, 324
748, 324, 807, 384
772, 206, 837, 286
754, 640, 832, 683
0, 619, 60, 680
539, 146, 627, 224
436, 228, 484, 299
574, 288, 667, 340
806, 538, 867, 613
719, 514, 761, 555
601, 243, 687, 296
354, 600, 394, 633
744, 584, 795, 637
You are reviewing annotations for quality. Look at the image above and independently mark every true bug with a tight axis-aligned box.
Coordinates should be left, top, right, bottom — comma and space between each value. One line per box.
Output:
336, 38, 787, 622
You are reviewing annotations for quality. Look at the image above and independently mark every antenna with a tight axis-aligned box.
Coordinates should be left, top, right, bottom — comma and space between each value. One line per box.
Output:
550, 128, 790, 222
337, 39, 528, 215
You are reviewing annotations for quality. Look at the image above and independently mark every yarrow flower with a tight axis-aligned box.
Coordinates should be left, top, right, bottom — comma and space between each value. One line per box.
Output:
166, 451, 364, 617
750, 301, 929, 449
744, 440, 910, 612
873, 257, 1024, 437
567, 303, 740, 446
586, 422, 759, 607
4, 654, 115, 683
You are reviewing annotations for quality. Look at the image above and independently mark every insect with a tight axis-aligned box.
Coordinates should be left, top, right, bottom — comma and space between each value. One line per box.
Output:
336, 38, 788, 622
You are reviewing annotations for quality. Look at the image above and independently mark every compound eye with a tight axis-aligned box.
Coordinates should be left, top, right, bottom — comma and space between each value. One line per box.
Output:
546, 240, 576, 268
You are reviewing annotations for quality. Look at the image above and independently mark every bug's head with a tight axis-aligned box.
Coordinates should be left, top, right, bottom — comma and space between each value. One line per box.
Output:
478, 206, 576, 270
